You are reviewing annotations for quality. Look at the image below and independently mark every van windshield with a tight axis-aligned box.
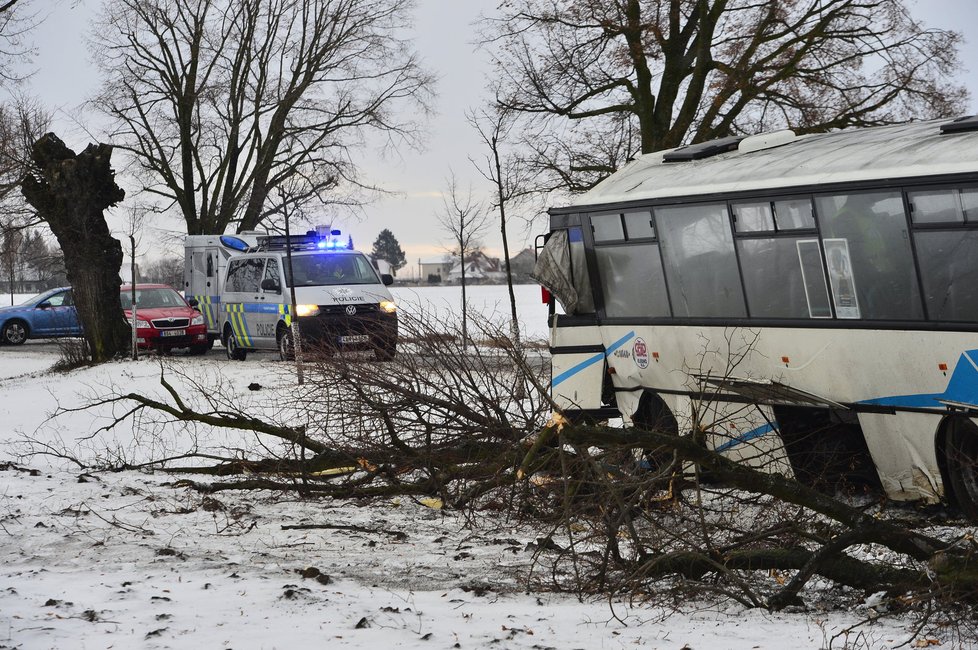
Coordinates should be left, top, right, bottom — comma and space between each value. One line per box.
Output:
284, 253, 381, 287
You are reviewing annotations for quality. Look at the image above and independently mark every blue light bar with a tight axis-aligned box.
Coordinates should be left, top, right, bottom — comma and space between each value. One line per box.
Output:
220, 235, 250, 251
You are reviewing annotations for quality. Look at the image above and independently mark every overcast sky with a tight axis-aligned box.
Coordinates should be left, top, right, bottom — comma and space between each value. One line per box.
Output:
12, 0, 978, 275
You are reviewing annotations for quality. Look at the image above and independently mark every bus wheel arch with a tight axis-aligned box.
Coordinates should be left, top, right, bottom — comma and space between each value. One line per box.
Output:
631, 391, 679, 473
937, 415, 978, 521
632, 391, 679, 434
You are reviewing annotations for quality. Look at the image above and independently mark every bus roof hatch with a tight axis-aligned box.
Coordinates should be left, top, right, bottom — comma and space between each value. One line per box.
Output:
662, 135, 745, 162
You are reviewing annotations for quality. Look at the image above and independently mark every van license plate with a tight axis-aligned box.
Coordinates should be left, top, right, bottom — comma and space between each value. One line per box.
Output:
161, 329, 185, 337
339, 335, 368, 343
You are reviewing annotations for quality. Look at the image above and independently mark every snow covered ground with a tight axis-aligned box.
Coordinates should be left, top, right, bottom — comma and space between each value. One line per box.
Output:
0, 286, 938, 648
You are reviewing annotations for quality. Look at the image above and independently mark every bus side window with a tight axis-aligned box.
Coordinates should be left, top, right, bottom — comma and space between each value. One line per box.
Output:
737, 237, 829, 319
655, 203, 746, 318
594, 243, 670, 318
815, 192, 923, 321
911, 187, 978, 321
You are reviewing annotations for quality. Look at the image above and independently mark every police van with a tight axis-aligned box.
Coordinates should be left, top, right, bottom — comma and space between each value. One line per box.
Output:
184, 230, 397, 361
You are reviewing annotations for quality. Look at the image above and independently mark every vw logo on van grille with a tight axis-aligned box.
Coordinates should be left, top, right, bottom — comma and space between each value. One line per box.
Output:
345, 305, 357, 316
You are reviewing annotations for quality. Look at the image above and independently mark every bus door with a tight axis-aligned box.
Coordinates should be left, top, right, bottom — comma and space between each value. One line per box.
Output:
535, 227, 610, 416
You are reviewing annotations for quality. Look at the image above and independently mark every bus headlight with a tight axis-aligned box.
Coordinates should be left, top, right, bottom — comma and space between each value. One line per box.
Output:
380, 300, 397, 314
295, 304, 320, 317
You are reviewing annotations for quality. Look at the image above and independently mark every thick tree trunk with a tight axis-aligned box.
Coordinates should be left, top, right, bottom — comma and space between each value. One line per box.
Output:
21, 133, 129, 362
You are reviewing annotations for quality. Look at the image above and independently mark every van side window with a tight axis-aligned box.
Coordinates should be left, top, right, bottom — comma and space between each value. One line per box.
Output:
226, 258, 264, 293
263, 258, 281, 293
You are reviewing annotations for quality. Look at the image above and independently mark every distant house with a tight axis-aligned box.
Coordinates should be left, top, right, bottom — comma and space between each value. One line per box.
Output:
1, 268, 52, 295
419, 255, 453, 283
446, 251, 505, 284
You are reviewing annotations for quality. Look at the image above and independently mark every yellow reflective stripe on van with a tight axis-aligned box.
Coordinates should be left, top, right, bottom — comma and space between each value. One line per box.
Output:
193, 294, 217, 330
278, 303, 291, 327
225, 303, 253, 347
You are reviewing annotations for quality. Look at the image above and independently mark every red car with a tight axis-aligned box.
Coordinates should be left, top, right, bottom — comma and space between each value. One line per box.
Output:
121, 284, 210, 354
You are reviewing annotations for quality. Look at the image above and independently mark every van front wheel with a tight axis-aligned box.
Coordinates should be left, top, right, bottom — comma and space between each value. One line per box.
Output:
225, 327, 247, 361
278, 328, 295, 362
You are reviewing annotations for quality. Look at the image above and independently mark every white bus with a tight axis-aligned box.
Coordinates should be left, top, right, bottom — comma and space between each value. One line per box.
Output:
534, 117, 978, 519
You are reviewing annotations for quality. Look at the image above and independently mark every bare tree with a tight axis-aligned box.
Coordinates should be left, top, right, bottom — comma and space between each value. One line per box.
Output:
468, 107, 538, 343
436, 173, 490, 348
141, 256, 183, 288
0, 97, 51, 302
0, 223, 20, 301
0, 0, 39, 86
21, 133, 130, 362
482, 0, 969, 191
91, 0, 434, 236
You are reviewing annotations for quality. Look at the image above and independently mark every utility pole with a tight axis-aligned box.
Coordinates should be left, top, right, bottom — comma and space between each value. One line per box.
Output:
129, 234, 138, 360
279, 189, 304, 385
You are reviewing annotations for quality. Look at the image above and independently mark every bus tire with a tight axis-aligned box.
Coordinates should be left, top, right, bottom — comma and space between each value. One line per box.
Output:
224, 325, 247, 361
943, 418, 978, 521
632, 391, 679, 474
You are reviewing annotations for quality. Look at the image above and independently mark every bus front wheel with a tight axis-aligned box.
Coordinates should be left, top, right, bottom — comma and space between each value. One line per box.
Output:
944, 418, 978, 521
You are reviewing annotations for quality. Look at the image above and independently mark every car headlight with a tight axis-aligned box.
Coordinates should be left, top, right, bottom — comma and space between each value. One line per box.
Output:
379, 300, 397, 314
191, 314, 205, 326
130, 319, 150, 329
295, 304, 320, 317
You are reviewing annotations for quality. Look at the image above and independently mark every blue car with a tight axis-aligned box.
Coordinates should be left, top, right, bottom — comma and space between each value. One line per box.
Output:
0, 287, 83, 345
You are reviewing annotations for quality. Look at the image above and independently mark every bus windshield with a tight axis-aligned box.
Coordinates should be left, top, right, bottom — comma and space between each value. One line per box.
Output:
284, 253, 381, 287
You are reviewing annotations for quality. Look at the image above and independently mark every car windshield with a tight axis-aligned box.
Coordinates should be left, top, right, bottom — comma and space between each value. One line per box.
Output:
121, 287, 186, 309
284, 253, 381, 287
19, 289, 59, 306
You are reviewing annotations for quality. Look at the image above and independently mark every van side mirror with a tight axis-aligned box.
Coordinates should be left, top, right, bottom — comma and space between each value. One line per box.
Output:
381, 274, 394, 286
260, 278, 281, 293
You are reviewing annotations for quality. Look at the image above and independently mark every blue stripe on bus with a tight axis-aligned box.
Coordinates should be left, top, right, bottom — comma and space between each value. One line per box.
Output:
551, 331, 635, 388
859, 349, 978, 409
718, 348, 978, 452
715, 423, 776, 453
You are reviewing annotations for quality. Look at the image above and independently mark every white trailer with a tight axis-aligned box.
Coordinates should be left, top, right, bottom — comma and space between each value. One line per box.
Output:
183, 233, 260, 346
